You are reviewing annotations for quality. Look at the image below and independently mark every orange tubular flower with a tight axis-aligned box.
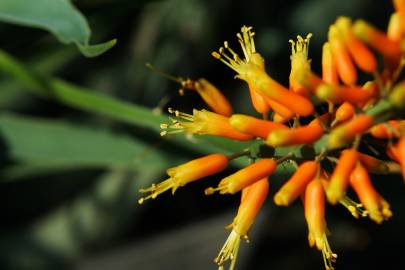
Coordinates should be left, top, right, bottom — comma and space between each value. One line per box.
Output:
230, 114, 288, 139
264, 97, 295, 119
215, 178, 269, 270
358, 152, 389, 174
353, 19, 402, 59
161, 108, 253, 141
304, 179, 337, 270
266, 117, 325, 147
387, 12, 404, 41
350, 162, 392, 223
138, 153, 228, 203
328, 25, 357, 85
322, 42, 339, 85
205, 159, 276, 195
316, 83, 375, 107
336, 17, 377, 73
212, 26, 314, 117
192, 78, 233, 117
328, 114, 373, 149
289, 34, 313, 96
326, 149, 358, 204
145, 64, 233, 117
274, 161, 318, 206
369, 120, 403, 139
332, 102, 355, 126
249, 88, 271, 114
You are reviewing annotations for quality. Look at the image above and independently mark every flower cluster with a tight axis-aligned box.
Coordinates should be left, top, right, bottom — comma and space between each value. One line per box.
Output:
139, 1, 405, 270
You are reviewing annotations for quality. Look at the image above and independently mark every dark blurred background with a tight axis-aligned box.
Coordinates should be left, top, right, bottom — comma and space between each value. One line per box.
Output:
0, 0, 404, 269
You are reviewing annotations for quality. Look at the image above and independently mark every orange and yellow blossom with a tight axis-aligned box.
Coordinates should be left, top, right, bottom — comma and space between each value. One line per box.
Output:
304, 178, 337, 270
350, 162, 392, 223
138, 153, 228, 203
274, 161, 318, 206
212, 26, 314, 117
215, 178, 269, 270
205, 159, 276, 195
230, 114, 287, 139
326, 149, 358, 204
160, 108, 253, 141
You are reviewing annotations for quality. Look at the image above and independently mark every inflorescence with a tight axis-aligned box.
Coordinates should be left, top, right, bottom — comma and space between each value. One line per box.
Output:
139, 1, 405, 269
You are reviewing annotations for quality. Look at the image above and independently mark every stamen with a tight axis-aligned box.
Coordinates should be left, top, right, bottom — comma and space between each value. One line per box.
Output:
138, 178, 179, 204
339, 196, 368, 218
214, 230, 242, 270
321, 234, 337, 270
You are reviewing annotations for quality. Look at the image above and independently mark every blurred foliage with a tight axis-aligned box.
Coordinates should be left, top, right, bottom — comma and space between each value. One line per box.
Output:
0, 0, 116, 57
0, 1, 403, 270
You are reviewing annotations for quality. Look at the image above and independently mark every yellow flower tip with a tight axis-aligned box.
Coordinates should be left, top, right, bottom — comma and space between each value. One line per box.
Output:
273, 192, 289, 206
316, 83, 337, 102
266, 130, 288, 147
214, 230, 243, 270
138, 178, 179, 203
289, 33, 313, 86
327, 130, 346, 149
389, 81, 405, 108
352, 19, 370, 42
339, 196, 368, 219
325, 182, 344, 205
212, 26, 265, 81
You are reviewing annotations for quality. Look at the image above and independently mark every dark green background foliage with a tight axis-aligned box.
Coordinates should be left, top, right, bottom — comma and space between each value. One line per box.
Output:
0, 0, 403, 270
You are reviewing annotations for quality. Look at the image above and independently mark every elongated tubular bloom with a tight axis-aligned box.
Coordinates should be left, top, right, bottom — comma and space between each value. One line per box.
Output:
205, 159, 276, 195
328, 25, 357, 85
353, 19, 402, 59
304, 179, 337, 270
215, 178, 269, 270
322, 43, 339, 85
370, 120, 403, 139
274, 161, 318, 206
138, 153, 228, 203
212, 26, 314, 117
350, 162, 392, 224
326, 149, 358, 204
358, 152, 390, 174
266, 117, 325, 147
145, 64, 233, 117
263, 96, 295, 119
161, 108, 253, 141
336, 17, 377, 73
230, 114, 288, 139
328, 114, 373, 149
248, 88, 271, 114
332, 102, 355, 126
289, 34, 313, 96
387, 12, 404, 41
193, 78, 233, 116
316, 83, 375, 107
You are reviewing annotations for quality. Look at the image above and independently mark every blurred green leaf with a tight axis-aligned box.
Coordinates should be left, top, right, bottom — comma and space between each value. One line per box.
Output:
0, 49, 253, 164
0, 112, 172, 169
0, 0, 116, 57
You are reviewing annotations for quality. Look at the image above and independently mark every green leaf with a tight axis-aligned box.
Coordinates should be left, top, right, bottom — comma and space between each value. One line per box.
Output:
0, 112, 173, 169
0, 49, 252, 166
0, 0, 116, 57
